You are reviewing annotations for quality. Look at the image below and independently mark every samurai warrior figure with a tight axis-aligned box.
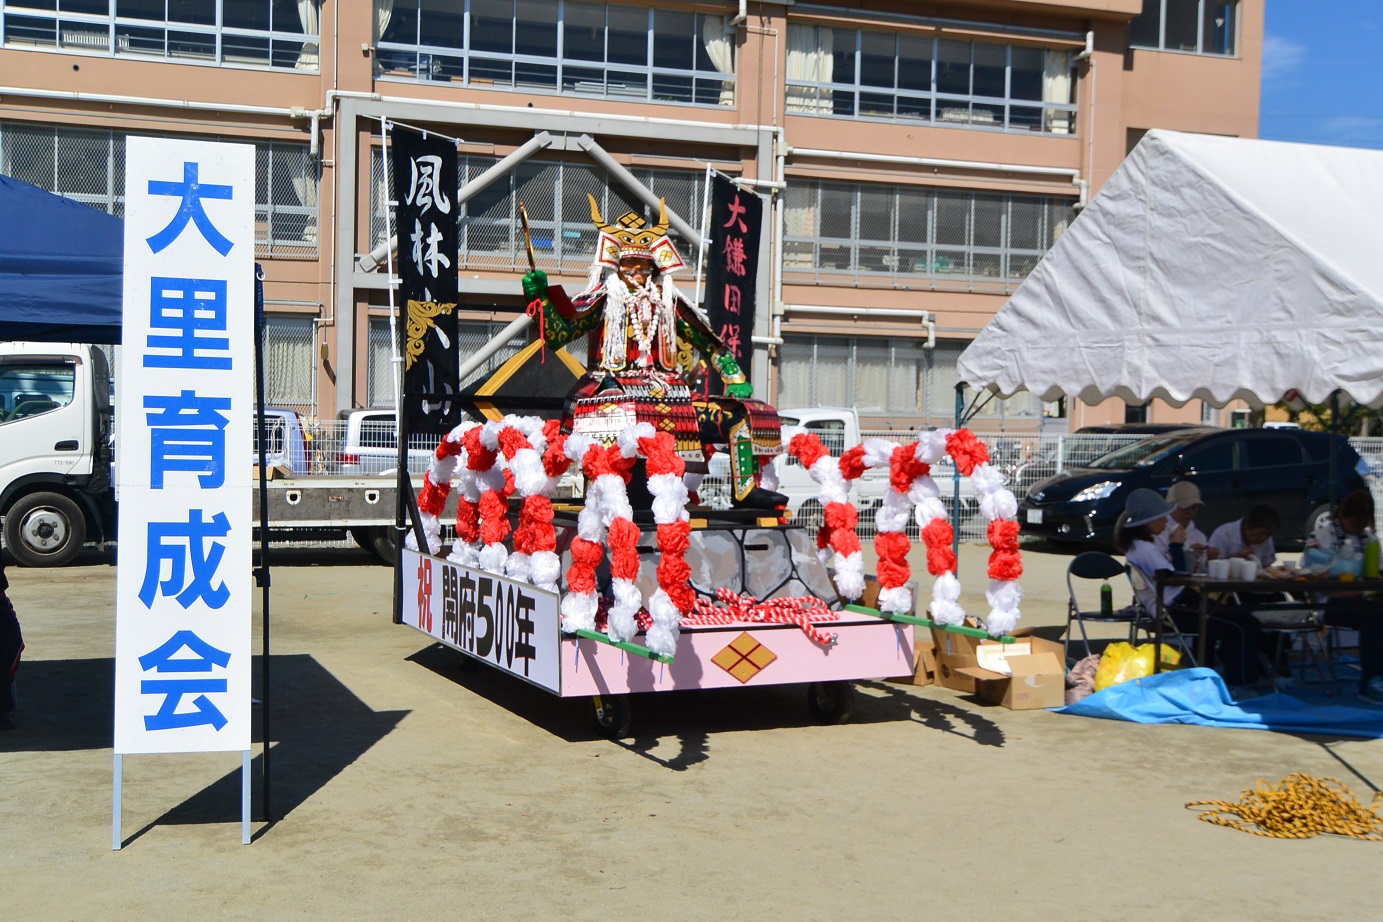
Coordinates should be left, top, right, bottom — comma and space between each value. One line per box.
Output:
522, 195, 786, 508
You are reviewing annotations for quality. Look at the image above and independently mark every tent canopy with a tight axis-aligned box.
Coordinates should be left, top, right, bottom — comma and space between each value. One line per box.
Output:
956, 130, 1383, 410
0, 173, 123, 344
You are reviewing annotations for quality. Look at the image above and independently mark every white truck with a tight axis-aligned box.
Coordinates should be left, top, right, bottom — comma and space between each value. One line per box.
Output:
0, 342, 406, 566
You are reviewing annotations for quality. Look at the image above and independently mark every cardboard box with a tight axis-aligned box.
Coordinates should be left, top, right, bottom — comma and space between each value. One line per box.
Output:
887, 637, 936, 687
955, 635, 1066, 710
930, 626, 985, 694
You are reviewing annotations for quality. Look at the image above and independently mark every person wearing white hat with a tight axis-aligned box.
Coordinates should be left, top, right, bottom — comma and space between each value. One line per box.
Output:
1155, 480, 1214, 574
1115, 487, 1262, 688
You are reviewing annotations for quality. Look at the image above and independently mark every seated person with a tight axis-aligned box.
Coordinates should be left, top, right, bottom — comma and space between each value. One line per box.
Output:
1116, 488, 1263, 689
1208, 504, 1279, 568
1310, 489, 1383, 703
1153, 480, 1215, 574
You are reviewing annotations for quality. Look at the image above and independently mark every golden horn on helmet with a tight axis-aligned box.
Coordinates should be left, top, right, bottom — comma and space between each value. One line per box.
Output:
652, 198, 668, 237
587, 193, 611, 232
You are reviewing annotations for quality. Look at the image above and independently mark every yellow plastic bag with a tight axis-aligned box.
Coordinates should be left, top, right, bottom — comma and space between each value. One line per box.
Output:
1094, 642, 1183, 692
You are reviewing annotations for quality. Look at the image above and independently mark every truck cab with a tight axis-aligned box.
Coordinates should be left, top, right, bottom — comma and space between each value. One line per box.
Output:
0, 342, 112, 566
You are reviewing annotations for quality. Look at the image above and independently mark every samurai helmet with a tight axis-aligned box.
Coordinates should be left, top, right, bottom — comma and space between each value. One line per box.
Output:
588, 193, 686, 274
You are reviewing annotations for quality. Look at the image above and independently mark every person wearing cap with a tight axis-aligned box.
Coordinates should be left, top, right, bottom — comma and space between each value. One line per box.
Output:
1116, 488, 1262, 688
1154, 480, 1214, 574
521, 195, 786, 509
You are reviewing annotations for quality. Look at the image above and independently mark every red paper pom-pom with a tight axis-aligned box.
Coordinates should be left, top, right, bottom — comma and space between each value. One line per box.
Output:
890, 444, 931, 493
824, 502, 858, 532
788, 432, 828, 469
479, 490, 511, 544
838, 445, 867, 481
877, 555, 911, 591
987, 519, 1021, 553
436, 437, 462, 459
874, 531, 912, 590
608, 518, 641, 580
542, 434, 572, 478
638, 431, 685, 478
921, 518, 956, 575
455, 499, 480, 543
417, 471, 449, 516
657, 520, 692, 555
988, 549, 1024, 581
497, 426, 531, 460
566, 538, 604, 594
945, 428, 989, 477
462, 426, 498, 472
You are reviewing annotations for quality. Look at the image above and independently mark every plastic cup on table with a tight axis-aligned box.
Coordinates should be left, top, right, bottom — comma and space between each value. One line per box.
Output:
1239, 558, 1260, 581
1208, 558, 1231, 580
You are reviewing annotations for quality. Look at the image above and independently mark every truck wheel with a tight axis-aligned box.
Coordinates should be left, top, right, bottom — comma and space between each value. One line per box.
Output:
351, 525, 396, 563
590, 694, 633, 740
807, 681, 855, 725
4, 492, 86, 567
797, 499, 825, 530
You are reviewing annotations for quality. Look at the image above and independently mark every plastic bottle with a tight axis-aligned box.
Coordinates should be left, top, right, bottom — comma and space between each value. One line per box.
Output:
1100, 580, 1113, 616
1364, 528, 1380, 579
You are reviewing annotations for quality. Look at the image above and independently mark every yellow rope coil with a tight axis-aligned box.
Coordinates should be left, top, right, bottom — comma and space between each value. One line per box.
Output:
1187, 773, 1383, 839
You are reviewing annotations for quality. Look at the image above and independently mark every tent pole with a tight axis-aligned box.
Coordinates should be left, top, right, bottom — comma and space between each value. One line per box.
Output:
953, 384, 964, 560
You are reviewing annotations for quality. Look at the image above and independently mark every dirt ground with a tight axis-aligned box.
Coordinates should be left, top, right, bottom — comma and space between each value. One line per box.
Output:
4, 541, 1383, 921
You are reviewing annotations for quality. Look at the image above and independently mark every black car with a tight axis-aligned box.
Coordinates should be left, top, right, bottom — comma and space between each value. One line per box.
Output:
1018, 427, 1367, 548
1006, 423, 1205, 500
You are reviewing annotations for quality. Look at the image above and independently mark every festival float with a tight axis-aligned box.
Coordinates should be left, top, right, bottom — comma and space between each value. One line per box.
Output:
395, 185, 1022, 739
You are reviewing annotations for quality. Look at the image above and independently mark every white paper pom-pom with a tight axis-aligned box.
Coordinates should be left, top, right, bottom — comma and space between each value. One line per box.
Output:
606, 577, 644, 642
984, 606, 1020, 638
833, 550, 866, 600
877, 585, 914, 615
561, 591, 598, 632
564, 431, 594, 463
478, 542, 508, 575
510, 449, 548, 497
448, 541, 479, 568
908, 477, 941, 505
986, 578, 1024, 612
875, 492, 913, 534
914, 497, 948, 527
530, 550, 562, 593
617, 422, 655, 457
760, 455, 781, 492
808, 455, 836, 487
598, 474, 633, 525
645, 590, 682, 658
504, 552, 532, 584
979, 489, 1018, 523
969, 462, 1006, 495
914, 430, 949, 463
479, 419, 504, 450
861, 437, 897, 469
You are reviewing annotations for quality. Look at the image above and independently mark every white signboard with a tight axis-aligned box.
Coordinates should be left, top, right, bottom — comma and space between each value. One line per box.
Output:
403, 548, 562, 693
113, 137, 254, 755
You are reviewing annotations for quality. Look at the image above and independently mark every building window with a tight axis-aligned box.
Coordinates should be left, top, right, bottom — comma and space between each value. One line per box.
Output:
0, 120, 318, 257
263, 313, 317, 414
778, 334, 1040, 425
370, 147, 707, 274
374, 1, 735, 108
0, 0, 320, 70
786, 24, 1076, 134
1130, 0, 1237, 56
783, 178, 1075, 290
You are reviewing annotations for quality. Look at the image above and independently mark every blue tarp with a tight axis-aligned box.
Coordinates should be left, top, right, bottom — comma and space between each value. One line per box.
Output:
0, 173, 123, 344
1055, 668, 1383, 738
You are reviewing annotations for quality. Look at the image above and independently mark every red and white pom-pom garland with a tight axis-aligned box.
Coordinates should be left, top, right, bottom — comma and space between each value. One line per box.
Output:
912, 428, 1023, 637
636, 430, 692, 657
786, 431, 865, 601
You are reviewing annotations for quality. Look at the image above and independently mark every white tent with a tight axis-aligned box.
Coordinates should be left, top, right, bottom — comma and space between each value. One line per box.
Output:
956, 130, 1383, 409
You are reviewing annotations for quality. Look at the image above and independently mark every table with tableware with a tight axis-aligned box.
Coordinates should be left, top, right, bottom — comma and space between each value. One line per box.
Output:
1153, 565, 1383, 672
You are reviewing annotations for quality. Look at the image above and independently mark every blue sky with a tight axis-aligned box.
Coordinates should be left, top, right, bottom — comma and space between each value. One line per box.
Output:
1259, 1, 1383, 149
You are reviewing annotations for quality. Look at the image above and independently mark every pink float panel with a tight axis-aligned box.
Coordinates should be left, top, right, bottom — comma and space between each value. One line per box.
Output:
558, 617, 915, 697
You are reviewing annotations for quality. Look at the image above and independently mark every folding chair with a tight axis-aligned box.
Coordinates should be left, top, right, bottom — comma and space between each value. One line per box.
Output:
1248, 601, 1338, 696
1127, 566, 1198, 667
1065, 552, 1142, 663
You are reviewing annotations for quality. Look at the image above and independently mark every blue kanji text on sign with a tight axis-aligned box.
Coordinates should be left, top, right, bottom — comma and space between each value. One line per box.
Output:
145, 276, 232, 370
138, 630, 231, 731
140, 510, 232, 609
145, 161, 235, 256
146, 390, 231, 489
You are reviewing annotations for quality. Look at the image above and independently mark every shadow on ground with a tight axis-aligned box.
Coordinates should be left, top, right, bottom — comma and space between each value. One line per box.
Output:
2, 653, 407, 840
406, 642, 1005, 767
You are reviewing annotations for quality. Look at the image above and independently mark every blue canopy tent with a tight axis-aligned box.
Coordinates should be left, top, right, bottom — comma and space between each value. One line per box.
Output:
0, 173, 123, 344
